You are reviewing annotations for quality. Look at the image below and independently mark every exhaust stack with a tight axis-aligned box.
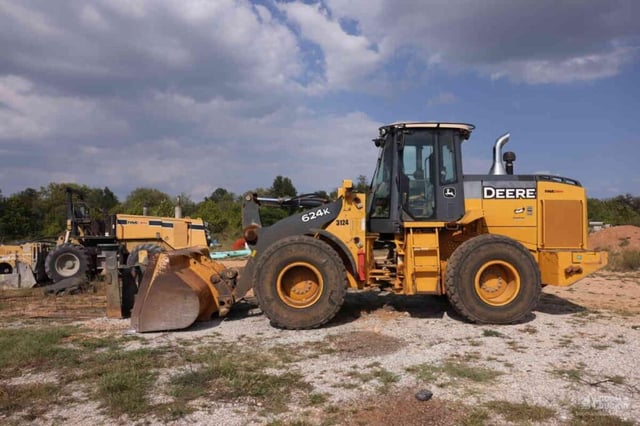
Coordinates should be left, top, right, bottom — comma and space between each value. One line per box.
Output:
489, 133, 510, 175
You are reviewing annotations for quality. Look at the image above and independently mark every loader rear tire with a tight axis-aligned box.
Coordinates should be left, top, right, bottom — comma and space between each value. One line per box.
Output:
445, 234, 541, 324
45, 244, 90, 283
254, 236, 346, 330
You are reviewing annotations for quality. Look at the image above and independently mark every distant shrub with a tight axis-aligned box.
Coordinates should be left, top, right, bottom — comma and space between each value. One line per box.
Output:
607, 249, 640, 272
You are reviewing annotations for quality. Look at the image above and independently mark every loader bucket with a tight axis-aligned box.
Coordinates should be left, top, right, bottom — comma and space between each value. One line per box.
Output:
131, 247, 234, 332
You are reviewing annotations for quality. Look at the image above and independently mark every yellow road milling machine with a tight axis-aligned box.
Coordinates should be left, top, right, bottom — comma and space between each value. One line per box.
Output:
132, 122, 607, 332
46, 188, 211, 283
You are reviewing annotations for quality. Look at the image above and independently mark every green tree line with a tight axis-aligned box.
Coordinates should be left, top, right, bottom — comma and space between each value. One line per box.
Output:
587, 195, 640, 227
4, 177, 633, 244
0, 175, 370, 244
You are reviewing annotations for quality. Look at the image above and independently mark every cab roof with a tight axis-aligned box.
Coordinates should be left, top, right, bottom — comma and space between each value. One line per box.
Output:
381, 121, 475, 132
379, 122, 475, 141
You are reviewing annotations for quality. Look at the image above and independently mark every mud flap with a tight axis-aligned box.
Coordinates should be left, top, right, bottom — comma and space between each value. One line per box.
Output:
131, 247, 236, 332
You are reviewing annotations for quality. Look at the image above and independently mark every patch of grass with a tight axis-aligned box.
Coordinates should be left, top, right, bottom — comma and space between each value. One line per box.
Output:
442, 361, 501, 383
308, 392, 328, 405
460, 407, 490, 426
518, 325, 538, 334
487, 400, 556, 423
168, 343, 312, 415
0, 326, 79, 377
570, 406, 634, 425
551, 365, 586, 383
169, 367, 211, 401
506, 340, 528, 352
346, 366, 399, 393
0, 382, 62, 418
612, 335, 626, 344
83, 348, 161, 417
482, 329, 504, 338
557, 335, 574, 348
324, 404, 340, 414
406, 363, 438, 382
73, 335, 130, 351
407, 360, 501, 386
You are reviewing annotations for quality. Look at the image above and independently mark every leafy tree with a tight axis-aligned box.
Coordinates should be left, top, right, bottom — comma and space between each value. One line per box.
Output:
121, 188, 174, 217
588, 195, 640, 226
0, 188, 44, 241
86, 187, 120, 213
354, 175, 369, 193
206, 188, 235, 203
269, 176, 297, 197
196, 194, 242, 240
259, 206, 289, 226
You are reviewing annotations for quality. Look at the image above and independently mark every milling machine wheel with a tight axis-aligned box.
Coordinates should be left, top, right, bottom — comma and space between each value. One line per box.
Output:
445, 234, 541, 324
126, 243, 165, 275
45, 244, 90, 283
254, 236, 347, 329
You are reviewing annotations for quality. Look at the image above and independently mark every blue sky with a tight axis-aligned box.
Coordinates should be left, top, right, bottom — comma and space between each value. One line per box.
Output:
0, 0, 638, 201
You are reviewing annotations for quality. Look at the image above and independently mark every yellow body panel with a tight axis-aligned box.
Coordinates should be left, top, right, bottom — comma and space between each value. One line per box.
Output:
457, 179, 606, 287
536, 181, 588, 249
115, 214, 209, 251
539, 250, 608, 286
323, 180, 367, 288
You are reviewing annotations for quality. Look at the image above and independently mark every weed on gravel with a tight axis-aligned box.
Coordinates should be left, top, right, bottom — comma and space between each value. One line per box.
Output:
0, 382, 62, 419
569, 405, 635, 425
485, 400, 556, 423
167, 343, 312, 417
0, 326, 78, 378
407, 359, 502, 387
346, 363, 399, 393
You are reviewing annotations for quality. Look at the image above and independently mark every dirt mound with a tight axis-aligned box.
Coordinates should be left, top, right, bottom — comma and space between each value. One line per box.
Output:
588, 225, 640, 251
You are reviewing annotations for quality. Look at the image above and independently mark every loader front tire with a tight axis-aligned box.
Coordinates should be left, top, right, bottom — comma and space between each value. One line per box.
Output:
254, 236, 346, 329
445, 234, 541, 324
45, 244, 90, 283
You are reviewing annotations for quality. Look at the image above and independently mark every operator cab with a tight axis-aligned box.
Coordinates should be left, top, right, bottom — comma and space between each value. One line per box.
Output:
368, 122, 474, 234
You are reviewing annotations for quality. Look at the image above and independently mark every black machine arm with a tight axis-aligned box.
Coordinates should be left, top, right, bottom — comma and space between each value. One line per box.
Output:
241, 192, 330, 244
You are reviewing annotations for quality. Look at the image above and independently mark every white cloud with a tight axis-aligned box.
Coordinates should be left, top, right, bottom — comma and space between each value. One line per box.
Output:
490, 47, 638, 84
278, 2, 382, 91
1, 0, 638, 202
323, 0, 640, 85
0, 76, 128, 140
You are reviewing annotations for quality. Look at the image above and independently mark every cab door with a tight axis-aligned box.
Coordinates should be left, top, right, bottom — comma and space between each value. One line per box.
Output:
433, 130, 465, 221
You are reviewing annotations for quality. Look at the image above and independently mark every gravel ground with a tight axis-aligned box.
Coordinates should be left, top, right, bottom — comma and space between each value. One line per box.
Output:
2, 272, 640, 425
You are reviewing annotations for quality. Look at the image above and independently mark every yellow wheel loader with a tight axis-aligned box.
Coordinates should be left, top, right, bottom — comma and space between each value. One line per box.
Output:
132, 122, 607, 332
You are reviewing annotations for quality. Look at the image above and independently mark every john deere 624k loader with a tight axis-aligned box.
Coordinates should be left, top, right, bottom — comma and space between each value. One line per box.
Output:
132, 122, 607, 332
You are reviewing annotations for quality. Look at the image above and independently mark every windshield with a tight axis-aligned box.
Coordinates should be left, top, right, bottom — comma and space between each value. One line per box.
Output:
369, 138, 393, 218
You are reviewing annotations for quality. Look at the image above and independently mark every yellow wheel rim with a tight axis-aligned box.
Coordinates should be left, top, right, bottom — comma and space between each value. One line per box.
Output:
276, 262, 324, 309
474, 260, 520, 306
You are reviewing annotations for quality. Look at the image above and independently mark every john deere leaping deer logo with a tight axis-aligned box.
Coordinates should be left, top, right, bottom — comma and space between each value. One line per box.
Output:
443, 187, 456, 198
